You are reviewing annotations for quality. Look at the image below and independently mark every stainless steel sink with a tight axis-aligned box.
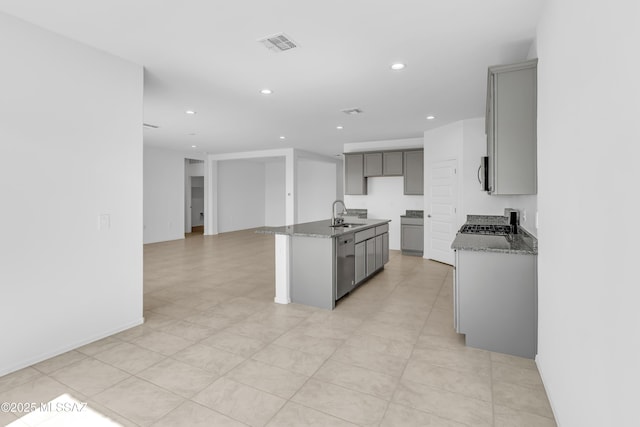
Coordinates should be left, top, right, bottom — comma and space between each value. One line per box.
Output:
329, 223, 359, 228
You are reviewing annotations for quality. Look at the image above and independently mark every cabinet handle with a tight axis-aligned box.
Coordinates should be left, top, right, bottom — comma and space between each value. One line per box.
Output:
427, 214, 431, 218
477, 165, 482, 184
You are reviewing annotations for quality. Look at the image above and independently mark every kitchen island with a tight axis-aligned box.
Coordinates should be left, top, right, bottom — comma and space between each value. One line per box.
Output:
451, 215, 538, 358
258, 218, 391, 310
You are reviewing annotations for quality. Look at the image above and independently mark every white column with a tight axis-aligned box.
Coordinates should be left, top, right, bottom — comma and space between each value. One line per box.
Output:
274, 234, 291, 304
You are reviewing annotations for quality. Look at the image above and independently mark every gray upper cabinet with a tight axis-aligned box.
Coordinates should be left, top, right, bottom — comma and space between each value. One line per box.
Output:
383, 152, 403, 176
486, 59, 537, 195
403, 150, 424, 195
344, 154, 367, 195
364, 153, 383, 177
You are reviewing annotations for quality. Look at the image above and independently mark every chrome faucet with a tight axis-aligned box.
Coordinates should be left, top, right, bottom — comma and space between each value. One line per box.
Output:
331, 200, 348, 226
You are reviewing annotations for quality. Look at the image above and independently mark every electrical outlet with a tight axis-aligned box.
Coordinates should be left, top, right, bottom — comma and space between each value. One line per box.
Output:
522, 210, 527, 223
98, 214, 110, 231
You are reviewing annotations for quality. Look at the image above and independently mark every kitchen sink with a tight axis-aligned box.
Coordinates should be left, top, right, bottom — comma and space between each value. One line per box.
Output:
329, 223, 359, 228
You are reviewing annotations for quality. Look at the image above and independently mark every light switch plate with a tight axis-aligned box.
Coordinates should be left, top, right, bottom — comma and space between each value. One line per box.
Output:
99, 214, 110, 230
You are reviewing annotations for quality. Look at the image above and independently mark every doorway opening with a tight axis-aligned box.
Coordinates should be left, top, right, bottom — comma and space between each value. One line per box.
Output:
185, 158, 205, 236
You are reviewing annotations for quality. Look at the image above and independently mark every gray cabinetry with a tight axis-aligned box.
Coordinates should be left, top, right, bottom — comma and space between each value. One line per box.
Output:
401, 217, 423, 256
375, 235, 383, 270
355, 241, 366, 284
364, 153, 383, 177
403, 151, 424, 195
366, 238, 376, 276
382, 233, 389, 264
486, 59, 537, 195
345, 154, 367, 195
354, 224, 389, 285
383, 152, 403, 176
454, 249, 537, 358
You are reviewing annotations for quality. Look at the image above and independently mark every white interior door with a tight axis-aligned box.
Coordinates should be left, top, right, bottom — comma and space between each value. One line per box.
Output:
426, 159, 457, 265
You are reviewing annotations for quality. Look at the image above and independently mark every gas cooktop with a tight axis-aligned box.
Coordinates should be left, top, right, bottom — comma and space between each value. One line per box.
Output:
459, 223, 512, 235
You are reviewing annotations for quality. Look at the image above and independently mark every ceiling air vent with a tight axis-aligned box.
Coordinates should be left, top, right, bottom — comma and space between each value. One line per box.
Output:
258, 33, 298, 53
341, 108, 363, 115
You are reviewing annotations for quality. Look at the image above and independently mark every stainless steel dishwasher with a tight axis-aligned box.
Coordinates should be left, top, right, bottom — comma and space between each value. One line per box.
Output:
336, 234, 355, 300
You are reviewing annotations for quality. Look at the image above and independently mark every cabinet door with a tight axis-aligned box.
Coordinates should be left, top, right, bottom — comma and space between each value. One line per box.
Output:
345, 154, 367, 195
403, 151, 424, 195
364, 153, 383, 177
355, 242, 366, 283
383, 152, 403, 176
488, 59, 537, 195
401, 224, 424, 253
366, 238, 376, 276
375, 235, 383, 270
382, 233, 389, 264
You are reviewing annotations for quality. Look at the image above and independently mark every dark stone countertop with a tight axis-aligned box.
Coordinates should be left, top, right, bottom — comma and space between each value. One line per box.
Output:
256, 218, 391, 239
451, 215, 538, 255
400, 210, 424, 218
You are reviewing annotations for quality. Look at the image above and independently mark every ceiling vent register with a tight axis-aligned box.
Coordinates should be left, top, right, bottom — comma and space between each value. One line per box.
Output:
258, 33, 298, 53
341, 108, 364, 115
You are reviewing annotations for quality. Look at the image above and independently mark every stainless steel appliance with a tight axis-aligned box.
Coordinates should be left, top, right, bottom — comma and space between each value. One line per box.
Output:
336, 234, 355, 300
478, 156, 490, 192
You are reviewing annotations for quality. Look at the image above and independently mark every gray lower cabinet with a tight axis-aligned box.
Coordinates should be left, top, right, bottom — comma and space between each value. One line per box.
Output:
382, 233, 389, 264
486, 59, 537, 195
375, 235, 383, 269
354, 227, 389, 285
345, 153, 367, 195
403, 150, 424, 195
401, 217, 424, 256
355, 241, 366, 284
454, 249, 537, 359
366, 238, 376, 276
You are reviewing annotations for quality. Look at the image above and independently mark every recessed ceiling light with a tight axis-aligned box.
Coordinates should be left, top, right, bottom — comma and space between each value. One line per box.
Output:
279, 136, 286, 140
391, 63, 406, 71
191, 145, 197, 148
188, 133, 197, 136
426, 115, 436, 120
260, 89, 273, 95
185, 110, 196, 115
336, 126, 343, 130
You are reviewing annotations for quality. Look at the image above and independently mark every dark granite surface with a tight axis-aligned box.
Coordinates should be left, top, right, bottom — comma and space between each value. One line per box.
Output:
451, 215, 538, 255
401, 210, 424, 218
345, 209, 367, 219
257, 218, 391, 239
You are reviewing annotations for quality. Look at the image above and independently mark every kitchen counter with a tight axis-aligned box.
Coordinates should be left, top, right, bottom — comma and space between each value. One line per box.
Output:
450, 215, 538, 255
400, 209, 423, 219
257, 218, 391, 239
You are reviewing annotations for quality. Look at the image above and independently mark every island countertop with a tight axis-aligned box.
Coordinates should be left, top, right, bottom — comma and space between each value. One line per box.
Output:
257, 218, 391, 239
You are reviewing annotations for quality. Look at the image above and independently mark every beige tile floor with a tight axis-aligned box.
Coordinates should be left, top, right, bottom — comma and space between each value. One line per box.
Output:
0, 230, 556, 426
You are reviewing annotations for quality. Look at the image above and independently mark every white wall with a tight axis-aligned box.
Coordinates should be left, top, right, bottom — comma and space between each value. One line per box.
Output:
424, 119, 537, 236
535, 1, 640, 426
297, 159, 337, 224
460, 119, 537, 235
0, 13, 143, 375
265, 159, 286, 226
144, 146, 187, 243
217, 160, 266, 232
344, 138, 424, 250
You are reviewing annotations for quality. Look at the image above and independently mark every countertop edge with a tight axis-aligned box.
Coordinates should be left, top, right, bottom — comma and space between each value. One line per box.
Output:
256, 219, 391, 239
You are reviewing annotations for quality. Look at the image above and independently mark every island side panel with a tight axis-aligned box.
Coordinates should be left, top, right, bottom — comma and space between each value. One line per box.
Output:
290, 236, 335, 310
274, 234, 291, 304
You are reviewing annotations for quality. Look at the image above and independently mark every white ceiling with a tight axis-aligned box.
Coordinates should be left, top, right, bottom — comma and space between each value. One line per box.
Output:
0, 0, 542, 157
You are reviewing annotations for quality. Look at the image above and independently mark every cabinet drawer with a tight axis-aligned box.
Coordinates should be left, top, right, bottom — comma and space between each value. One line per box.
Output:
375, 224, 389, 235
355, 228, 375, 243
